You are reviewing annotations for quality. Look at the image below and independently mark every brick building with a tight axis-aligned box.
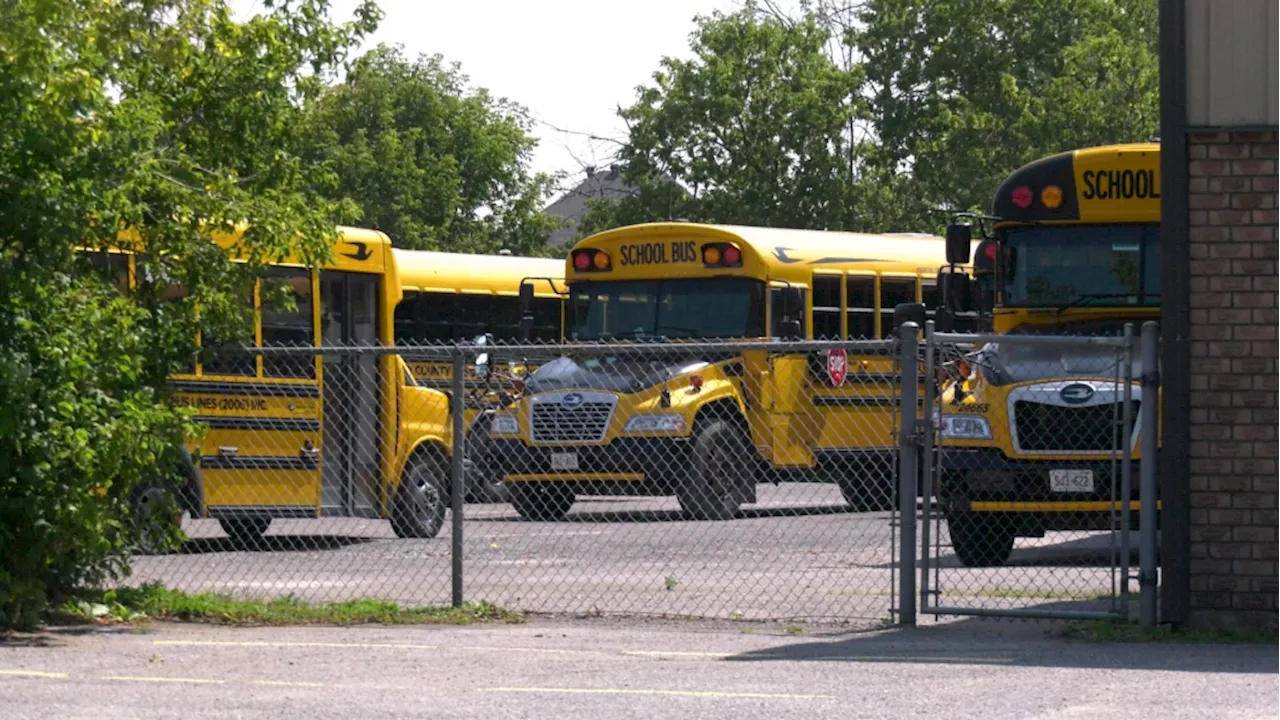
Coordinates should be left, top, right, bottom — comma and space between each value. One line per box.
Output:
1161, 0, 1278, 628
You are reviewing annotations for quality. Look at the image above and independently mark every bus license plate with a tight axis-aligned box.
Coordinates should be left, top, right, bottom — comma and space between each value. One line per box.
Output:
550, 452, 579, 471
1049, 469, 1094, 493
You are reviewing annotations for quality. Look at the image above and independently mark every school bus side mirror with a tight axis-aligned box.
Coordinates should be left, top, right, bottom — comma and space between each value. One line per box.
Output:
518, 281, 535, 342
945, 223, 972, 265
779, 287, 804, 340
937, 272, 972, 312
933, 307, 956, 333
893, 302, 927, 333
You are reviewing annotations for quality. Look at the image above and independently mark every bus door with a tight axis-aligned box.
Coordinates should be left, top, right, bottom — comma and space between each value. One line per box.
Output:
805, 275, 912, 456
320, 271, 383, 517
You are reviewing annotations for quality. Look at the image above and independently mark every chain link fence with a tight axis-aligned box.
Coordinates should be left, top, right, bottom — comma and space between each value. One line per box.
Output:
917, 324, 1159, 621
122, 328, 1160, 626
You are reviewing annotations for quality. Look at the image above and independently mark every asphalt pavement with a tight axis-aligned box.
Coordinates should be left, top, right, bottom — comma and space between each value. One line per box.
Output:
126, 483, 1140, 624
3, 617, 1276, 719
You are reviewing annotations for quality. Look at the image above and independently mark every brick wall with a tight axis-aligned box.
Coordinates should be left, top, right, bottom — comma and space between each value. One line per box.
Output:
1187, 129, 1279, 627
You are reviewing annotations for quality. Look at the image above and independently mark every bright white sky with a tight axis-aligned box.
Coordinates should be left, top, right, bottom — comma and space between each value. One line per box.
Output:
229, 0, 738, 190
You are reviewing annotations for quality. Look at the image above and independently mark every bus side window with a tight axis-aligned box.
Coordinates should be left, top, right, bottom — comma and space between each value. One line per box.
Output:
846, 277, 875, 339
812, 275, 842, 340
879, 278, 916, 338
201, 284, 258, 378
457, 295, 520, 342
394, 290, 422, 346
769, 287, 806, 338
531, 297, 561, 342
921, 280, 938, 313
417, 292, 457, 344
87, 251, 130, 293
261, 267, 315, 379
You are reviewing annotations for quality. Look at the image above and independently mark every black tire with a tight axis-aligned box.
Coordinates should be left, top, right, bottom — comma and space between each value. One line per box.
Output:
947, 512, 1015, 567
837, 466, 896, 512
219, 517, 271, 548
679, 419, 752, 521
509, 482, 574, 522
391, 455, 448, 539
129, 481, 183, 555
464, 415, 509, 504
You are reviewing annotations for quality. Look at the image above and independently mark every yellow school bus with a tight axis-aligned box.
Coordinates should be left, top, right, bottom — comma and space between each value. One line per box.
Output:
935, 143, 1161, 566
89, 225, 462, 549
486, 222, 979, 521
392, 248, 565, 502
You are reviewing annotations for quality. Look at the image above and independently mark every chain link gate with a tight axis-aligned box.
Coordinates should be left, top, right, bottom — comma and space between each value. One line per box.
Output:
892, 321, 1161, 623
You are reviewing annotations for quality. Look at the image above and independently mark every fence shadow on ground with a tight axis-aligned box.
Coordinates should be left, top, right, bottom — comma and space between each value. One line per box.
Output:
172, 534, 378, 555
722, 614, 1280, 674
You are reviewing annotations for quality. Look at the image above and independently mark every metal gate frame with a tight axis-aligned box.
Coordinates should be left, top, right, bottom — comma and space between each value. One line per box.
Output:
894, 321, 1161, 627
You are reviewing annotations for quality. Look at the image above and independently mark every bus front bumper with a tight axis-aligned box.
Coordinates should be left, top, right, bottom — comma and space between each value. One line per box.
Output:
486, 437, 692, 493
937, 447, 1160, 533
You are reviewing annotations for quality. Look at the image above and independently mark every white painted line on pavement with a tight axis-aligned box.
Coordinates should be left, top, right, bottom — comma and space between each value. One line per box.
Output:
0, 669, 69, 679
481, 686, 835, 700
250, 680, 327, 688
101, 675, 227, 685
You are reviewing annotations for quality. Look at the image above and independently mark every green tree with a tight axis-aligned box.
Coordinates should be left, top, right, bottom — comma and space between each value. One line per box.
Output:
300, 45, 561, 255
580, 5, 865, 237
0, 0, 377, 628
852, 0, 1160, 214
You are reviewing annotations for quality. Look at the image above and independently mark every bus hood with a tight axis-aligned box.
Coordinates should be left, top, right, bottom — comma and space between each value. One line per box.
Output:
525, 354, 713, 395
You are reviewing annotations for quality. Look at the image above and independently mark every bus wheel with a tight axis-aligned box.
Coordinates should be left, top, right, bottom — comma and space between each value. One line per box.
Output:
391, 456, 447, 539
509, 482, 574, 522
679, 419, 749, 521
946, 512, 1015, 567
129, 481, 183, 555
219, 518, 271, 548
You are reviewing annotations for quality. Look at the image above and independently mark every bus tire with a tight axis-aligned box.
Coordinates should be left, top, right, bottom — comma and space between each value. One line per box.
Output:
947, 512, 1015, 567
129, 480, 183, 555
219, 518, 271, 548
509, 482, 574, 522
391, 455, 447, 539
679, 419, 749, 521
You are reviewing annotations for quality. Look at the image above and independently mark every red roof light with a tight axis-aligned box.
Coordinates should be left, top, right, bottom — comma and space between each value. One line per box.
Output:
1011, 185, 1034, 209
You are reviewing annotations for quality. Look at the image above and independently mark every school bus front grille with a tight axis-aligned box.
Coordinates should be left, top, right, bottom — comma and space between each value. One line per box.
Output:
1013, 400, 1139, 452
529, 393, 616, 444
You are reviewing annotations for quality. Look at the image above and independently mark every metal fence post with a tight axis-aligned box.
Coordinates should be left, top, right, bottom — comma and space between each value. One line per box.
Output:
1139, 321, 1160, 628
898, 321, 920, 627
451, 349, 467, 608
919, 321, 936, 615
1119, 323, 1134, 612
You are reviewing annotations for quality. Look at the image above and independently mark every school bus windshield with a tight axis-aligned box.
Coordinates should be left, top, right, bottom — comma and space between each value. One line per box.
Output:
1001, 223, 1160, 308
569, 277, 766, 340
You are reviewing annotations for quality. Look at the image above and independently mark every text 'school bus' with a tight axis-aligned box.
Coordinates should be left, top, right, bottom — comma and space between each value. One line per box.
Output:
87, 227, 556, 549
391, 248, 565, 503
935, 143, 1162, 566
483, 222, 980, 522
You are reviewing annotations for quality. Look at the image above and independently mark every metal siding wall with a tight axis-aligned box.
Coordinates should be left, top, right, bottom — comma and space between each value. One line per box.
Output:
1185, 0, 1280, 127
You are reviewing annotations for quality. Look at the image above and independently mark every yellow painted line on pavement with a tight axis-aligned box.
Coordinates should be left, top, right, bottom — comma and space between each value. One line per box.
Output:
0, 669, 69, 679
101, 675, 227, 685
481, 686, 834, 700
622, 650, 733, 659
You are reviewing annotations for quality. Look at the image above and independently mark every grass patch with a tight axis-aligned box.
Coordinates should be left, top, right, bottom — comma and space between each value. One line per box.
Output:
54, 583, 523, 627
1063, 620, 1277, 644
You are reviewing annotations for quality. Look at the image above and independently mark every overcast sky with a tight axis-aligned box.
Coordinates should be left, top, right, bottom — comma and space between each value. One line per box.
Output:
228, 0, 736, 189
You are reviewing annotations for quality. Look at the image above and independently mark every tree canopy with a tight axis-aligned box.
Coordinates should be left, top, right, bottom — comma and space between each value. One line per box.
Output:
581, 0, 1160, 238
300, 44, 561, 255
0, 0, 379, 628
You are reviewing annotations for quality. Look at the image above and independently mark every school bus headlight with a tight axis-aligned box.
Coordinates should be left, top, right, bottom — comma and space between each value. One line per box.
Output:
624, 414, 687, 433
1041, 185, 1064, 209
491, 414, 519, 435
937, 414, 992, 440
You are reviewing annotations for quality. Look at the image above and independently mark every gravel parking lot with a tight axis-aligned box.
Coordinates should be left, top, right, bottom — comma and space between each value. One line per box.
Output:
127, 483, 1131, 624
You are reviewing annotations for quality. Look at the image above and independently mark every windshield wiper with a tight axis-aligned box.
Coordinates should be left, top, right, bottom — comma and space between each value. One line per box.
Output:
1054, 293, 1144, 315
